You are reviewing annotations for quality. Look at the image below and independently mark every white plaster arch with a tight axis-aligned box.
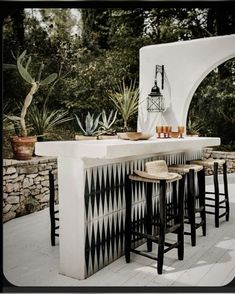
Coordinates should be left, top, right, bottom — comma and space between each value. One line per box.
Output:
183, 53, 235, 126
138, 34, 235, 134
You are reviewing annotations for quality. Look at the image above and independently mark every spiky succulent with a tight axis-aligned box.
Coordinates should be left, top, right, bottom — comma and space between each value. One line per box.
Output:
74, 112, 101, 136
99, 109, 117, 134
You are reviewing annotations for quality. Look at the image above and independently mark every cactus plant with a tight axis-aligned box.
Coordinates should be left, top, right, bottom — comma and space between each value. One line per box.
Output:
74, 112, 101, 136
8, 50, 58, 137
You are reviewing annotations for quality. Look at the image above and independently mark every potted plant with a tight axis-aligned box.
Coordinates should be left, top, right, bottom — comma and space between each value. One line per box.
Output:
74, 112, 101, 140
7, 50, 58, 160
97, 109, 118, 140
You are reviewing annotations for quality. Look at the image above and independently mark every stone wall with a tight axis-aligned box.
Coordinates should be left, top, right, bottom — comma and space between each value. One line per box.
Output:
202, 148, 235, 175
3, 157, 58, 223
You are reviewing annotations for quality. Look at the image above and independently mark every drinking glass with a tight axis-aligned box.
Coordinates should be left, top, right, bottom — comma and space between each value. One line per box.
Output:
156, 126, 162, 138
178, 126, 185, 138
168, 126, 172, 138
162, 125, 169, 138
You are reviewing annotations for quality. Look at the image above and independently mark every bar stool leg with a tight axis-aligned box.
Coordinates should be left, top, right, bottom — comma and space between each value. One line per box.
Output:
172, 181, 178, 226
157, 180, 166, 275
198, 168, 206, 236
213, 162, 220, 228
223, 162, 230, 221
49, 171, 56, 247
125, 176, 132, 263
178, 175, 185, 260
146, 182, 153, 252
188, 169, 196, 246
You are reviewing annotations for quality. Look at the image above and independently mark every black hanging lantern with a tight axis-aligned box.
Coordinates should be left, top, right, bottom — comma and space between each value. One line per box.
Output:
147, 65, 165, 112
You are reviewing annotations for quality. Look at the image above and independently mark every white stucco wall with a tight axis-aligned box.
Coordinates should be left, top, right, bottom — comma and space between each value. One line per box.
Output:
138, 34, 235, 134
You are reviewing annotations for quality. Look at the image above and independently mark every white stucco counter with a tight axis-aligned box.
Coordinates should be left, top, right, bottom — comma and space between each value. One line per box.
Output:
35, 137, 220, 160
35, 137, 220, 280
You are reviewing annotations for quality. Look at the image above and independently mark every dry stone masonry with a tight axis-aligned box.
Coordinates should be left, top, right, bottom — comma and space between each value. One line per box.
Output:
3, 149, 235, 223
3, 157, 58, 223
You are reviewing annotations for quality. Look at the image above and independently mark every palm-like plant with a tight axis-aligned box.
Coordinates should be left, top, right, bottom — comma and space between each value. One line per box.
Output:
108, 81, 139, 131
99, 109, 117, 135
28, 104, 72, 139
74, 112, 101, 136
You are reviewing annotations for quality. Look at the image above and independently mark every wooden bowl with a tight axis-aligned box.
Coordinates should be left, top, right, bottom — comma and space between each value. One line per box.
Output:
117, 132, 129, 140
126, 132, 152, 141
170, 131, 179, 138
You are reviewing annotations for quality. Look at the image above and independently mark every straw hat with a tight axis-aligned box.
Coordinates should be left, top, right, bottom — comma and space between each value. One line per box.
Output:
134, 160, 182, 181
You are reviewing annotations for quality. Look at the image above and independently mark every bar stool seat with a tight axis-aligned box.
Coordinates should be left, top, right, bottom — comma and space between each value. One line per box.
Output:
125, 160, 185, 274
168, 164, 206, 246
132, 171, 182, 182
168, 164, 203, 174
191, 159, 225, 168
190, 159, 229, 228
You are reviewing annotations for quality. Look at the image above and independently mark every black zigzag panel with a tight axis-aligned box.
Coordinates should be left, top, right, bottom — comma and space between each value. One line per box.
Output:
83, 150, 201, 277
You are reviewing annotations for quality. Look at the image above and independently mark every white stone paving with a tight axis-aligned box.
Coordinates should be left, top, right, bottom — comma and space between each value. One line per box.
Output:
3, 174, 235, 287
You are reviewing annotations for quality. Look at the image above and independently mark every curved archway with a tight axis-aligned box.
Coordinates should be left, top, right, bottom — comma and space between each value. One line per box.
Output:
182, 53, 235, 127
186, 57, 235, 145
138, 34, 235, 134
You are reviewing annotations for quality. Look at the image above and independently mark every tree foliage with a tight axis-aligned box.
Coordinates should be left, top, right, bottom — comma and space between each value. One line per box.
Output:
3, 7, 235, 156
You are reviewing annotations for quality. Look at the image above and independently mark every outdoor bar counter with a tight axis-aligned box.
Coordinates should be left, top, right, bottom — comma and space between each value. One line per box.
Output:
35, 136, 220, 280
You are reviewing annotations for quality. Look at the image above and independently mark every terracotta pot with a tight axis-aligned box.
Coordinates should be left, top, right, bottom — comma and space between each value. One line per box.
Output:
10, 136, 37, 160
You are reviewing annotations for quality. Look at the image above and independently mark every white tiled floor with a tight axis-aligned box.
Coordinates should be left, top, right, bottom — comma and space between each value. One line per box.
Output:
3, 174, 235, 287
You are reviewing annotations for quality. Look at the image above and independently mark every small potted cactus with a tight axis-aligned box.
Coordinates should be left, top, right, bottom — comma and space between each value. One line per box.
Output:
8, 51, 57, 160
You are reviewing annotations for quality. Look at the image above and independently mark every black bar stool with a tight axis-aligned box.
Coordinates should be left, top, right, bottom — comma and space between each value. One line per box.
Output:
49, 171, 59, 246
190, 159, 229, 227
168, 164, 206, 246
125, 160, 185, 274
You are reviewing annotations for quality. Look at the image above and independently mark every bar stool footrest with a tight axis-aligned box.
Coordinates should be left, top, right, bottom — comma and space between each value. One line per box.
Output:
195, 221, 204, 229
131, 249, 158, 261
205, 211, 215, 215
164, 242, 180, 253
206, 192, 225, 196
131, 230, 159, 242
219, 212, 228, 218
166, 224, 181, 234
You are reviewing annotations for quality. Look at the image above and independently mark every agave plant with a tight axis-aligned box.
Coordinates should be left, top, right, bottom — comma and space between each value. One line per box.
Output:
187, 117, 202, 135
28, 104, 73, 139
7, 50, 58, 137
98, 109, 117, 135
74, 112, 101, 136
108, 80, 139, 131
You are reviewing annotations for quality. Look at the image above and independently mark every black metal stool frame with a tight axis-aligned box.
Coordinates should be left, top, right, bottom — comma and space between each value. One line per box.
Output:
205, 162, 230, 227
125, 175, 185, 274
184, 168, 206, 247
